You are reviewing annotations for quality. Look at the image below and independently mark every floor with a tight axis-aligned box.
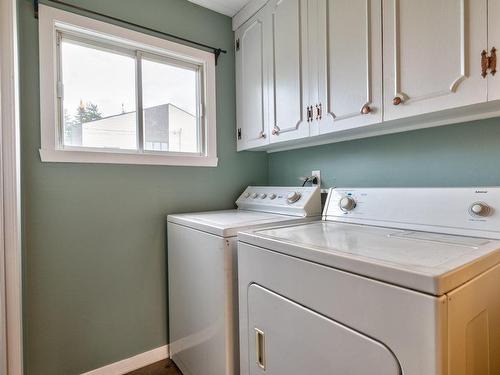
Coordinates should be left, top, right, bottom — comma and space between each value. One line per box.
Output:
126, 359, 182, 375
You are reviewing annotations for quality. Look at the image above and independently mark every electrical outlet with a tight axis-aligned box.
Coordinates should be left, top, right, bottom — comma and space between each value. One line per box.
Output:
311, 170, 321, 187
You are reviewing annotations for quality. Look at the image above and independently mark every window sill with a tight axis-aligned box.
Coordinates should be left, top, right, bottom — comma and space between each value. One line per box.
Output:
39, 149, 218, 167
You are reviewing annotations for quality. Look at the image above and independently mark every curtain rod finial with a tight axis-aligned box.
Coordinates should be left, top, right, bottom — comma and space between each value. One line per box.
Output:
214, 48, 222, 65
214, 48, 227, 66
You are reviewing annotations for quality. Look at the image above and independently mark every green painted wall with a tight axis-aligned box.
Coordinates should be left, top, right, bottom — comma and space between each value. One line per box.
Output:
268, 118, 500, 188
18, 0, 267, 374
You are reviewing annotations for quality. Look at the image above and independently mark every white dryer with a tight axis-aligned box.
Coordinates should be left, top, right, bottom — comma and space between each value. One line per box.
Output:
167, 186, 321, 375
237, 187, 500, 375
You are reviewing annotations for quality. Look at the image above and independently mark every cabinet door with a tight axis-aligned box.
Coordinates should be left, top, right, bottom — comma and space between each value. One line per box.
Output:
447, 264, 500, 375
268, 0, 311, 144
313, 0, 383, 136
488, 0, 500, 100
235, 8, 271, 151
383, 0, 487, 121
247, 284, 401, 375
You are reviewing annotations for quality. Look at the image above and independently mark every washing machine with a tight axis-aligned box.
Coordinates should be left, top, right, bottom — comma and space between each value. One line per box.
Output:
167, 186, 321, 375
237, 187, 500, 375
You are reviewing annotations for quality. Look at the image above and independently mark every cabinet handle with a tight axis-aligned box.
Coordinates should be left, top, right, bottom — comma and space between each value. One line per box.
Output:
258, 131, 266, 139
360, 104, 371, 114
255, 328, 266, 370
491, 47, 497, 76
393, 96, 403, 106
482, 50, 489, 78
306, 106, 313, 122
316, 104, 322, 120
272, 126, 280, 136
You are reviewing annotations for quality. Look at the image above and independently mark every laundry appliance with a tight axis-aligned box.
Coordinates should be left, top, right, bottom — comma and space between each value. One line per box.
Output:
238, 187, 500, 375
167, 186, 321, 375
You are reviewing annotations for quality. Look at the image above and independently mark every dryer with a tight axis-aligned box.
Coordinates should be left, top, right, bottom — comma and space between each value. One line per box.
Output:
167, 186, 321, 375
237, 187, 500, 375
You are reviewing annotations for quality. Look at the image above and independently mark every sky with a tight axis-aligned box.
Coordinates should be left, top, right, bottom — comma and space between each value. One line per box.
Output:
61, 39, 198, 121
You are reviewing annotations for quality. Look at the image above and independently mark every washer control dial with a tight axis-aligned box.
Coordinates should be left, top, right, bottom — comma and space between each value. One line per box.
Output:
339, 196, 356, 212
244, 192, 250, 198
269, 193, 277, 200
260, 193, 267, 199
470, 202, 491, 217
287, 192, 301, 204
251, 192, 259, 199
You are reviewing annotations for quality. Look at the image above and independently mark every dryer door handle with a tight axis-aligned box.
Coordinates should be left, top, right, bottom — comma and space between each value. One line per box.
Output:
255, 328, 266, 370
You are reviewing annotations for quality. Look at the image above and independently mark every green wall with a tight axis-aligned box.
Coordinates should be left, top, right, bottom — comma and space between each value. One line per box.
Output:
18, 0, 267, 374
268, 118, 500, 188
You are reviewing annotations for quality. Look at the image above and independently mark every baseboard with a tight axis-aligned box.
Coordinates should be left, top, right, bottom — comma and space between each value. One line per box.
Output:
81, 345, 169, 375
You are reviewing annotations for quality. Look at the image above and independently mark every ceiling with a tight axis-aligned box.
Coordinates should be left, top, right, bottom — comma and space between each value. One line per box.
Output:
188, 0, 251, 16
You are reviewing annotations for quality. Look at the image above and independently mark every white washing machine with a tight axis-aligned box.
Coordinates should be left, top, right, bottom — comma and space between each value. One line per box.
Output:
237, 187, 500, 375
167, 186, 321, 375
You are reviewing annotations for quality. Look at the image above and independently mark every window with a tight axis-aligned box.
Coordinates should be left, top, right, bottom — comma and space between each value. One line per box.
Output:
39, 5, 217, 166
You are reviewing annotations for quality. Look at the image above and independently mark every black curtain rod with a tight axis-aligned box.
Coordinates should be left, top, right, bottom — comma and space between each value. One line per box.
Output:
33, 0, 227, 65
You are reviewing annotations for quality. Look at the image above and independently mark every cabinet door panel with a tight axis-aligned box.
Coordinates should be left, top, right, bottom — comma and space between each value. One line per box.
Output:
315, 0, 383, 135
489, 0, 500, 100
383, 0, 487, 121
236, 10, 270, 151
269, 0, 310, 143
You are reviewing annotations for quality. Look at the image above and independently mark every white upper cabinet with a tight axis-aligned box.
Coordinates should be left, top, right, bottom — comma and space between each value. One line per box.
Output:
234, 0, 500, 152
235, 9, 271, 151
312, 0, 383, 135
383, 0, 488, 121
488, 0, 500, 100
268, 0, 311, 143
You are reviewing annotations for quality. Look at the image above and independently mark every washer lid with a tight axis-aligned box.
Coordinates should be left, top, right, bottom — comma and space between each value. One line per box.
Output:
168, 210, 315, 237
238, 221, 500, 295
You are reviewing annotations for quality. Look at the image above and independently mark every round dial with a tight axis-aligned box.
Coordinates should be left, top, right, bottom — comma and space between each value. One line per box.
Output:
244, 192, 250, 198
470, 202, 491, 217
260, 193, 267, 199
287, 192, 301, 204
269, 193, 277, 200
339, 196, 356, 212
251, 193, 259, 199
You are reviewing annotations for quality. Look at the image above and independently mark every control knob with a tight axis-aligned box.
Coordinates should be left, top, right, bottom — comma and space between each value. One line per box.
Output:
287, 192, 301, 204
251, 193, 259, 199
244, 192, 250, 198
339, 196, 356, 212
269, 193, 277, 200
260, 193, 267, 199
470, 202, 491, 217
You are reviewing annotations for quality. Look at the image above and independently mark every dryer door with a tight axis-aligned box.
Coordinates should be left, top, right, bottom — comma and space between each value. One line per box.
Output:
247, 284, 401, 375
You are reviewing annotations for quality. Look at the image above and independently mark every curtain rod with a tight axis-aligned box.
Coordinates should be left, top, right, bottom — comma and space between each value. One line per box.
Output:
33, 0, 227, 65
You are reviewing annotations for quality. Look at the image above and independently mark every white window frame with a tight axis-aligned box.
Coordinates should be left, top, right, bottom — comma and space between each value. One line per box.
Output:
38, 5, 218, 167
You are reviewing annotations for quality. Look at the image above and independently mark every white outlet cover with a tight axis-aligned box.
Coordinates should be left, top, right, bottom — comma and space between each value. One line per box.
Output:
312, 170, 321, 187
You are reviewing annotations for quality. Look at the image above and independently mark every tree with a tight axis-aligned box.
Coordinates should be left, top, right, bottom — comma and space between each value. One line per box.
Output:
65, 100, 103, 128
64, 101, 103, 143
75, 100, 103, 124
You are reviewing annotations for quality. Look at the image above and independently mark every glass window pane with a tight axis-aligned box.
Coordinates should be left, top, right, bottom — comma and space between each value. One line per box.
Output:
142, 57, 200, 153
61, 38, 137, 150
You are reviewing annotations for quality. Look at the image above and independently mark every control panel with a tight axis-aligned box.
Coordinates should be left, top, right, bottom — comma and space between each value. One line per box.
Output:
323, 187, 500, 239
236, 186, 321, 217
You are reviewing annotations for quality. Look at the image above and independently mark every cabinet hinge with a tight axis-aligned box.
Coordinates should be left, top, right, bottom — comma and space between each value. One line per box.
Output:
235, 39, 240, 52
237, 128, 242, 140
